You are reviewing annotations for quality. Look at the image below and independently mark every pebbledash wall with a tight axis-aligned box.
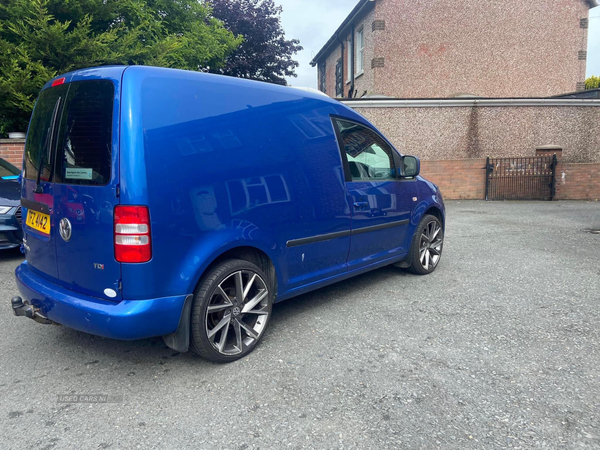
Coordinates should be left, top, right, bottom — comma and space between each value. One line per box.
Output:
3, 96, 600, 201
371, 0, 590, 98
314, 0, 593, 99
343, 97, 600, 200
344, 98, 600, 162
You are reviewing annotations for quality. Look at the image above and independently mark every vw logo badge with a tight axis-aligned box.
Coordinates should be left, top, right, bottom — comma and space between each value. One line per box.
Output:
59, 218, 72, 242
233, 307, 241, 316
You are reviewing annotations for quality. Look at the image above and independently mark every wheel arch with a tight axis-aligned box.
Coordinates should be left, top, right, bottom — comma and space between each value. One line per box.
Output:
202, 246, 278, 297
164, 244, 279, 353
424, 205, 445, 230
188, 244, 279, 300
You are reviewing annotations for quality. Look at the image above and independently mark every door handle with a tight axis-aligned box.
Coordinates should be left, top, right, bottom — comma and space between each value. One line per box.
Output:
353, 201, 369, 210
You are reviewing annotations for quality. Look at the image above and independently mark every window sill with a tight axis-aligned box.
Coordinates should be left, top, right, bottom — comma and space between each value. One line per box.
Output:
355, 71, 364, 79
346, 79, 351, 85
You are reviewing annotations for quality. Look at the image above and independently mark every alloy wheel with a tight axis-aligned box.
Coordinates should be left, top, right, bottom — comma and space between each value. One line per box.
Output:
419, 220, 443, 271
205, 270, 269, 356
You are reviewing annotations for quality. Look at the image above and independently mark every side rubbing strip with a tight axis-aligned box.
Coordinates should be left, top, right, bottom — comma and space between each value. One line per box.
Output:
351, 219, 409, 235
286, 230, 351, 248
286, 219, 410, 248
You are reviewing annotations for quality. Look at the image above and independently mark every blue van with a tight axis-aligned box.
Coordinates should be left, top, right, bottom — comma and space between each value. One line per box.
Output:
11, 66, 445, 362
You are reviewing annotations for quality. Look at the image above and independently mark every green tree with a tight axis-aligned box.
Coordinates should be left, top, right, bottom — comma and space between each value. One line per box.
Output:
0, 0, 242, 135
585, 75, 600, 90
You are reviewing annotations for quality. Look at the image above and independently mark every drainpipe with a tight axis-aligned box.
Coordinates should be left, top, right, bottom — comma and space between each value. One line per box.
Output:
336, 33, 344, 98
349, 23, 355, 98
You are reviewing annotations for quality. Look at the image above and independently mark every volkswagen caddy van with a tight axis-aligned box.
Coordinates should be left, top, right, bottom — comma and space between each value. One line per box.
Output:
12, 66, 445, 362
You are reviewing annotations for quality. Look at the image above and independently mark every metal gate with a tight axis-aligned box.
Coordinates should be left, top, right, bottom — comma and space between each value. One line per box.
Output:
485, 155, 557, 201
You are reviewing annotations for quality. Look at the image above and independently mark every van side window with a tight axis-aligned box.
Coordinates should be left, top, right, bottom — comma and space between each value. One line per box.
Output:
333, 119, 396, 181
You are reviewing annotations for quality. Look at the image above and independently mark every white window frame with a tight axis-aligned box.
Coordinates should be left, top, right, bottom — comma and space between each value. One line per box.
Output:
356, 28, 364, 76
346, 38, 352, 83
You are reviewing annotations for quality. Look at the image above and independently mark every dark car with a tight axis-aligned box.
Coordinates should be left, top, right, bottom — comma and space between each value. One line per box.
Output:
0, 158, 23, 249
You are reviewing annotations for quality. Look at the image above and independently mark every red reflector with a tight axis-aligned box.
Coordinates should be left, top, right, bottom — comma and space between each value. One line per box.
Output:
114, 206, 152, 263
51, 77, 66, 87
115, 244, 152, 264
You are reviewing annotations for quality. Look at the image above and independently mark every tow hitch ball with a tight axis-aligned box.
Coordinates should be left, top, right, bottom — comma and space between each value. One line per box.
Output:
11, 297, 54, 325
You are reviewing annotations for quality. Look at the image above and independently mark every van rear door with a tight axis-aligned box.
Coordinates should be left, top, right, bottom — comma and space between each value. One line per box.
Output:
21, 83, 68, 280
22, 71, 123, 301
52, 78, 122, 300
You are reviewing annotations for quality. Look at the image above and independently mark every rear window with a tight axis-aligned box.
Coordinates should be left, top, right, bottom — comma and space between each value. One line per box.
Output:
54, 80, 114, 185
23, 80, 114, 186
23, 84, 68, 182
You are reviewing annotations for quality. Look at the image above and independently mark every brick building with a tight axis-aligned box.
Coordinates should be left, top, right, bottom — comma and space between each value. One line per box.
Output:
311, 0, 596, 99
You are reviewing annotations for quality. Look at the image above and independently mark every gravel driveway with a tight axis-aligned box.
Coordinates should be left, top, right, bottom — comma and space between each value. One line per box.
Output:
1, 200, 599, 450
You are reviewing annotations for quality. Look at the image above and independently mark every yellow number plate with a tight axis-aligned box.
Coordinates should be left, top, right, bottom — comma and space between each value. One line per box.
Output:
26, 209, 51, 235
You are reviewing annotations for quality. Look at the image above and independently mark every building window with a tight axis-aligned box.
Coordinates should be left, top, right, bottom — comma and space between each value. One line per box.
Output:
336, 58, 343, 97
346, 39, 352, 82
356, 28, 364, 75
319, 62, 326, 94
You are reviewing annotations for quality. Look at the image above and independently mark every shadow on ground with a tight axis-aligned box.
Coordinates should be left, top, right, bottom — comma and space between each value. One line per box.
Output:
30, 264, 414, 368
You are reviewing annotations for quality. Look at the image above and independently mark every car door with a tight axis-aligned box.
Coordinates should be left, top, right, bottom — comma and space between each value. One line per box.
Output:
332, 117, 416, 270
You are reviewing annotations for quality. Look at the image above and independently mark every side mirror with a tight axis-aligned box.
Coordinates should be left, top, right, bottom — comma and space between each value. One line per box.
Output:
399, 155, 420, 178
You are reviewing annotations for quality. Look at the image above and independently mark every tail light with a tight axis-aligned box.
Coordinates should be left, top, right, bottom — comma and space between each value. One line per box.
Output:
114, 206, 151, 263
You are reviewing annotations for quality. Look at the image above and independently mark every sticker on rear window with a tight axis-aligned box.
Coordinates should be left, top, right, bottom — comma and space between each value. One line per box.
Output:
65, 168, 93, 180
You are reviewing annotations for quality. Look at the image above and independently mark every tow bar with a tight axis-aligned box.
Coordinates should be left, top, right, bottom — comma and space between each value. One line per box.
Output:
11, 296, 55, 325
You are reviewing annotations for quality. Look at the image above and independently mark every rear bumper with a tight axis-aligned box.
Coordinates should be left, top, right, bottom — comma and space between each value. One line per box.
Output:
15, 261, 187, 340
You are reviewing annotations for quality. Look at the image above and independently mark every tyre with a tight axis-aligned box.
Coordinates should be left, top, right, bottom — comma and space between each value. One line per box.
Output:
190, 259, 273, 362
407, 214, 444, 275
